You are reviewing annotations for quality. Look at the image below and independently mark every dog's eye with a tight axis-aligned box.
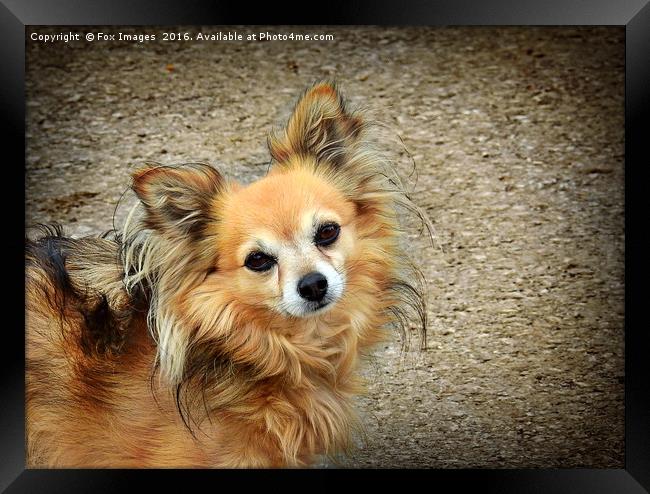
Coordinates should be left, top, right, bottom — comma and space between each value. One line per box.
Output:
244, 251, 276, 272
315, 223, 340, 246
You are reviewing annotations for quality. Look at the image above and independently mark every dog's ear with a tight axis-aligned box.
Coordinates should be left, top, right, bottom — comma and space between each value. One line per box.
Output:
131, 164, 224, 240
268, 82, 364, 167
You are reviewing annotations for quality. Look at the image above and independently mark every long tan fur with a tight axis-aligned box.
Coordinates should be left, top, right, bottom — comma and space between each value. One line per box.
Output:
26, 82, 428, 467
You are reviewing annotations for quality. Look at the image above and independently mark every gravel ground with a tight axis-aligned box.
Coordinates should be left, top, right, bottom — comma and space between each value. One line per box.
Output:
25, 26, 625, 468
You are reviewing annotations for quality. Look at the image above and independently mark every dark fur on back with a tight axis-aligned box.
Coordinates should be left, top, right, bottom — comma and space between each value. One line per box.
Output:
26, 225, 74, 312
26, 224, 143, 357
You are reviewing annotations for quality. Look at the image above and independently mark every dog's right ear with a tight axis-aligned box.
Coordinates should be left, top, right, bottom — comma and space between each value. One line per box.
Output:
268, 82, 364, 168
131, 164, 224, 240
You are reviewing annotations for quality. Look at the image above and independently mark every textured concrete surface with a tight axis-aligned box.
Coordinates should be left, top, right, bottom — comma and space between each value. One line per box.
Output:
26, 26, 624, 468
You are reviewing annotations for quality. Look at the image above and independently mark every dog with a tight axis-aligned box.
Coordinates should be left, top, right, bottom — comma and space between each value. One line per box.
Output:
26, 82, 428, 467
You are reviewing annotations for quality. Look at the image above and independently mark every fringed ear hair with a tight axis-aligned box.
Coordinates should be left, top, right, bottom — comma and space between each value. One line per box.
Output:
268, 82, 364, 168
131, 163, 224, 241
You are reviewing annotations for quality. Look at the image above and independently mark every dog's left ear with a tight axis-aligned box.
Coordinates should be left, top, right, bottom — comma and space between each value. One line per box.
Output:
268, 82, 363, 167
131, 164, 224, 240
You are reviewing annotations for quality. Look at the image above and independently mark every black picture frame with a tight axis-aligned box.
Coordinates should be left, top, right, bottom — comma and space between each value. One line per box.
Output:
3, 1, 648, 492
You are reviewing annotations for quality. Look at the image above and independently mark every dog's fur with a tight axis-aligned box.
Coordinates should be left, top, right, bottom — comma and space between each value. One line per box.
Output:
26, 82, 428, 467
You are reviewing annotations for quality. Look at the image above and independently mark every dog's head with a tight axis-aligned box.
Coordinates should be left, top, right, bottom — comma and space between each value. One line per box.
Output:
126, 82, 426, 385
208, 165, 354, 318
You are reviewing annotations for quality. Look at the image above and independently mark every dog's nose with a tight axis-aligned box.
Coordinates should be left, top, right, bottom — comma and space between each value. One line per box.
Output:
297, 272, 328, 302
